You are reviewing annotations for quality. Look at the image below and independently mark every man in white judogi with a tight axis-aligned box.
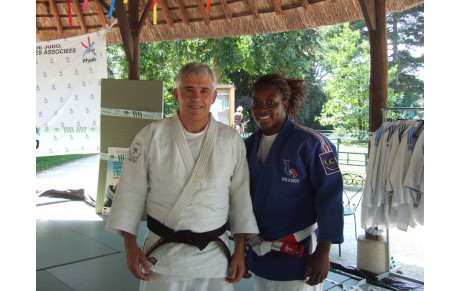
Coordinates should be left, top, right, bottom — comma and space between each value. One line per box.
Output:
106, 62, 259, 291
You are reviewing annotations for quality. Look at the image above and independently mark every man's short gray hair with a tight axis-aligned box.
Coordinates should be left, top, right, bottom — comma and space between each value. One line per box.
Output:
176, 62, 217, 91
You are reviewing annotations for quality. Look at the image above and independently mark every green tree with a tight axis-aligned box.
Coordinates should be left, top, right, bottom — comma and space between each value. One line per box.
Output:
106, 30, 327, 129
106, 44, 128, 79
350, 4, 424, 107
316, 23, 398, 132
387, 3, 424, 106
217, 30, 327, 130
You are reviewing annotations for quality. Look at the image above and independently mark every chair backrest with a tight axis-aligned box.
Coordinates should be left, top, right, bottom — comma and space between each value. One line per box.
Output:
342, 173, 364, 211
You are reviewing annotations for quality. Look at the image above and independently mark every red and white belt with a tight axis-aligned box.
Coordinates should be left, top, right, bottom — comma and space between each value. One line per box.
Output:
246, 223, 318, 258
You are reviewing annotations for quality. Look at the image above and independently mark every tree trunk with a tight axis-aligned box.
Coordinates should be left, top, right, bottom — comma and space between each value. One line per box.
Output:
391, 14, 399, 87
212, 57, 221, 84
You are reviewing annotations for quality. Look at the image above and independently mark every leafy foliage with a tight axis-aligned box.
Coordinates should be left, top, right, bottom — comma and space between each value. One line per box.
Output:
387, 3, 424, 107
315, 23, 400, 132
316, 23, 371, 132
105, 3, 423, 132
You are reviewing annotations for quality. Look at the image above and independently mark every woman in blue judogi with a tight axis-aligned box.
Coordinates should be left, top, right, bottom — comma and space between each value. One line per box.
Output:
244, 74, 344, 291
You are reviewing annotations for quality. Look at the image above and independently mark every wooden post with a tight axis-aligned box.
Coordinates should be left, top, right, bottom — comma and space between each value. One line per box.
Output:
128, 0, 140, 80
360, 0, 388, 132
369, 0, 388, 132
114, 0, 145, 80
359, 0, 388, 241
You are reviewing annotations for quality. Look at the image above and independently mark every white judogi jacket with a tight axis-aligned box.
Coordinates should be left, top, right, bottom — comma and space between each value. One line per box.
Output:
106, 112, 258, 279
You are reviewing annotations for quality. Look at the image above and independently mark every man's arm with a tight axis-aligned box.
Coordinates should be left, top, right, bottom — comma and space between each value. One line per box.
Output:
123, 231, 150, 281
226, 233, 246, 283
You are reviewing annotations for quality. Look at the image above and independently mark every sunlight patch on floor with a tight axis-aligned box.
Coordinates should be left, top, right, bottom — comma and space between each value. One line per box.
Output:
36, 201, 103, 221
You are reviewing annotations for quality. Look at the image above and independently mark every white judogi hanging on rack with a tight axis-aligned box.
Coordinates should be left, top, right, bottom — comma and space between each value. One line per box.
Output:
361, 118, 424, 231
384, 119, 417, 227
403, 129, 424, 226
387, 121, 420, 231
361, 122, 392, 229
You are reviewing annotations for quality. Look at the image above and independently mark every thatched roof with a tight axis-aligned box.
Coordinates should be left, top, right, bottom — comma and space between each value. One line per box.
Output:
36, 0, 423, 45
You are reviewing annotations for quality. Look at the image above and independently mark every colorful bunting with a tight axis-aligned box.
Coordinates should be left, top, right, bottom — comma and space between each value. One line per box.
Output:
108, 0, 116, 19
150, 0, 158, 10
67, 0, 72, 28
150, 0, 159, 25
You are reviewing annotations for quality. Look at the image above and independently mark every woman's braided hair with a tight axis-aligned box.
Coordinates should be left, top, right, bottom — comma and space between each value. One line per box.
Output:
251, 73, 307, 121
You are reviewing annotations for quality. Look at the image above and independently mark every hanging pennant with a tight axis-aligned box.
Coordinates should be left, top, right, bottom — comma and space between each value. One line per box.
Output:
150, 0, 158, 10
108, 0, 116, 19
124, 0, 128, 3
206, 0, 211, 10
83, 0, 88, 10
150, 0, 158, 25
67, 0, 73, 28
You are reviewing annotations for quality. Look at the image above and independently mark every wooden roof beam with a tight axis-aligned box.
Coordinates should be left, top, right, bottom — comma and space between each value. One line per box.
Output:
114, 0, 134, 63
49, 0, 63, 35
219, 0, 233, 21
195, 0, 211, 25
158, 0, 174, 27
94, 0, 108, 28
72, 0, 88, 33
177, 0, 190, 26
128, 0, 140, 37
137, 0, 154, 35
301, 0, 310, 10
359, 0, 377, 30
302, 0, 328, 10
246, 0, 260, 19
271, 0, 283, 15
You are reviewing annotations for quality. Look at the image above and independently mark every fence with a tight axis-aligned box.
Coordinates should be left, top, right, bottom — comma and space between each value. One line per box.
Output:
320, 131, 369, 176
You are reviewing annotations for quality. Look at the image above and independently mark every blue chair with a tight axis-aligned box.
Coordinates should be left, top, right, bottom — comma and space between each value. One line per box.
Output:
339, 173, 364, 256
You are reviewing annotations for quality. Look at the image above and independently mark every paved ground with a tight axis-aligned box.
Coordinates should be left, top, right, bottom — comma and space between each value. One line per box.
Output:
36, 154, 424, 284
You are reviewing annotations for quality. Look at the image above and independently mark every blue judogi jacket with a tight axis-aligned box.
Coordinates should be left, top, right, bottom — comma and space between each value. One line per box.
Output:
244, 116, 344, 281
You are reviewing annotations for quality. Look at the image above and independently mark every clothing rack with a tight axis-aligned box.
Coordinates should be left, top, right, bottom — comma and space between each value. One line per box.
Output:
381, 107, 424, 123
376, 107, 424, 286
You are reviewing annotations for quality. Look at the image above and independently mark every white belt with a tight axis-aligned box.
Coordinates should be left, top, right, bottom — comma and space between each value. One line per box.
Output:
247, 223, 318, 257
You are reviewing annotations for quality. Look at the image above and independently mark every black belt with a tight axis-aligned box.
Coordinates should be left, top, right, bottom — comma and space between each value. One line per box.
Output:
145, 215, 232, 265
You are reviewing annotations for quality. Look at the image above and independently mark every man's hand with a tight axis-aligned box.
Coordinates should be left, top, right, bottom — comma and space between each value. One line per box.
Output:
304, 242, 331, 286
242, 270, 253, 279
123, 232, 150, 281
226, 233, 246, 283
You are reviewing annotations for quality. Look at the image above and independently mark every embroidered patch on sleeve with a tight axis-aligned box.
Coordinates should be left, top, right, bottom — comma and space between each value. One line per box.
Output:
319, 152, 340, 175
128, 144, 141, 163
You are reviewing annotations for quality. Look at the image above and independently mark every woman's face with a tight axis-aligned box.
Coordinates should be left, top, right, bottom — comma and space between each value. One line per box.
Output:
251, 83, 288, 136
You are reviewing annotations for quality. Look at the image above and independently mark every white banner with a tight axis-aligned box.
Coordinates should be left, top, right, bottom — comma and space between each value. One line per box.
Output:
36, 30, 108, 156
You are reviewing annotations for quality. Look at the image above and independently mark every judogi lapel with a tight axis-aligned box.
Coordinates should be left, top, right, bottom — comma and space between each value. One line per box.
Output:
248, 117, 294, 218
164, 112, 218, 229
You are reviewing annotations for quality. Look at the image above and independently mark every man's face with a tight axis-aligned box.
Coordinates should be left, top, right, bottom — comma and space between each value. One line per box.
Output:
174, 73, 216, 131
